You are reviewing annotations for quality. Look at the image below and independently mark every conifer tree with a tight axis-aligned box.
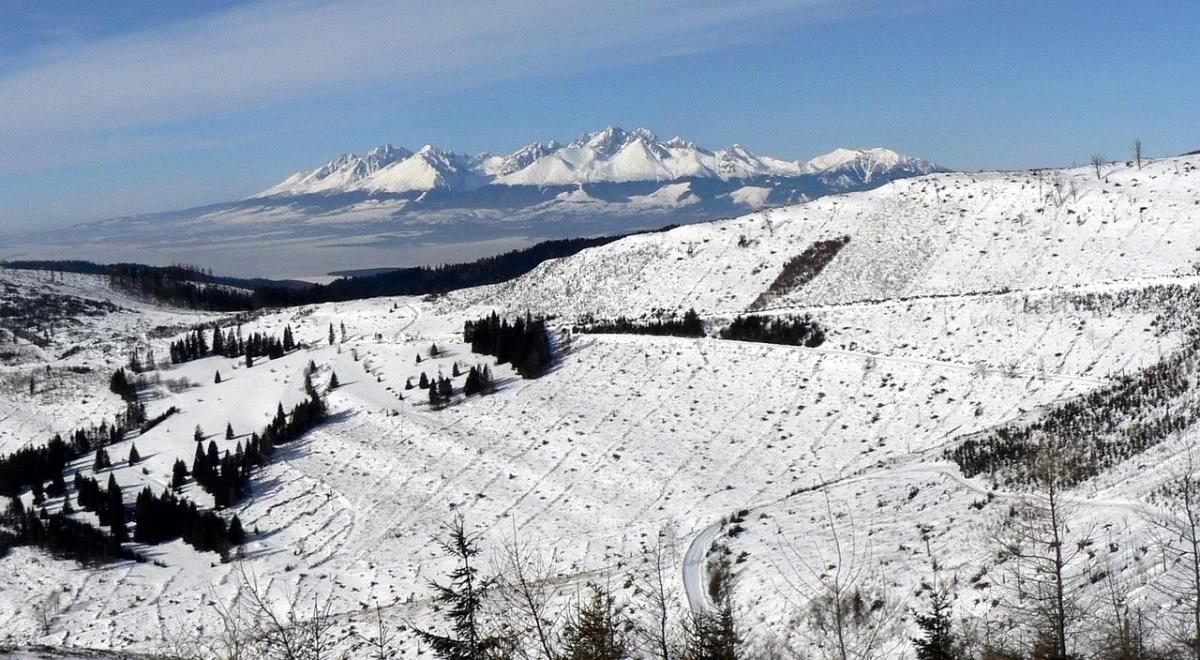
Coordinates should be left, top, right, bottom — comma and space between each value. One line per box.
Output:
229, 515, 245, 545
226, 423, 234, 440
912, 590, 959, 660
245, 351, 253, 368
172, 459, 189, 489
93, 448, 110, 472
206, 441, 220, 470
562, 583, 632, 660
430, 342, 440, 358
194, 425, 204, 442
128, 443, 140, 465
419, 372, 430, 389
329, 371, 340, 389
106, 475, 127, 542
413, 516, 503, 659
192, 444, 209, 486
329, 323, 336, 346
214, 370, 222, 384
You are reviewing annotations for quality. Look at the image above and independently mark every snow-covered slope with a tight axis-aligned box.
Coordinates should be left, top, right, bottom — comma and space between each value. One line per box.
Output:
3, 154, 1199, 658
453, 156, 1200, 318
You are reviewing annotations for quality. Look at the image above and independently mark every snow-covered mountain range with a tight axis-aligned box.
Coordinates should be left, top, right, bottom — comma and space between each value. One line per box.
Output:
1, 127, 940, 279
255, 126, 937, 196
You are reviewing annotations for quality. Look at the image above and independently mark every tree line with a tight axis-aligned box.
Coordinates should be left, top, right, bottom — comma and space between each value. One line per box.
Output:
718, 314, 826, 348
574, 309, 704, 338
169, 324, 298, 366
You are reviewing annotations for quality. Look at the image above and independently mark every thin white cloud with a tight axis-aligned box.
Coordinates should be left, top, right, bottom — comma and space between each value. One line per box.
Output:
0, 0, 903, 172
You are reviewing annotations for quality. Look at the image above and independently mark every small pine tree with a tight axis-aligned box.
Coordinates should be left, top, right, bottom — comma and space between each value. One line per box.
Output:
226, 423, 234, 440
194, 425, 204, 442
329, 323, 336, 346
172, 459, 189, 489
412, 516, 503, 659
329, 371, 340, 389
128, 443, 141, 465
562, 583, 631, 660
419, 372, 430, 389
93, 448, 110, 472
107, 475, 127, 542
430, 343, 440, 358
245, 351, 253, 368
912, 590, 958, 660
214, 370, 222, 384
229, 515, 246, 545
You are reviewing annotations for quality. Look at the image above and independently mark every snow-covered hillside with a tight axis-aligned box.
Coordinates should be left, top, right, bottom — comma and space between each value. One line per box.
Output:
2, 153, 1199, 658
452, 156, 1200, 318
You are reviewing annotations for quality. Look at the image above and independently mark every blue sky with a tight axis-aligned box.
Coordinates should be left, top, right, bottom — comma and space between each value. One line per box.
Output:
0, 0, 1197, 231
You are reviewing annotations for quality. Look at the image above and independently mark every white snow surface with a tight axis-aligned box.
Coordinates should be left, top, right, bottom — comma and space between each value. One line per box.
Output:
2, 154, 1199, 657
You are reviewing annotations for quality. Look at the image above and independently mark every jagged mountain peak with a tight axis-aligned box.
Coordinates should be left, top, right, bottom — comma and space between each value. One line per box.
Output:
802, 146, 939, 182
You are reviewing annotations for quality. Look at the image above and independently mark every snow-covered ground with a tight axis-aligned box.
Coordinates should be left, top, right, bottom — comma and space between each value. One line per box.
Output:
0, 154, 1198, 657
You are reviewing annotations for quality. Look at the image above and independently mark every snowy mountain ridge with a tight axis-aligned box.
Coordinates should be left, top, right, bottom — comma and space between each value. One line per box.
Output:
6, 127, 942, 278
255, 126, 939, 197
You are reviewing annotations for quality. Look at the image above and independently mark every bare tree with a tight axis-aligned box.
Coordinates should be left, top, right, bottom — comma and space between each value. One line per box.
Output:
1091, 154, 1106, 180
638, 531, 681, 660
992, 457, 1097, 659
32, 590, 61, 637
1096, 556, 1150, 660
356, 605, 398, 660
775, 492, 902, 660
165, 563, 346, 660
1134, 139, 1143, 169
1147, 449, 1200, 659
494, 527, 562, 660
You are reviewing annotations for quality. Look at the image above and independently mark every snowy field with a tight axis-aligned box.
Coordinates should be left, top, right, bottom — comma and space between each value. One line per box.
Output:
1, 155, 1198, 657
